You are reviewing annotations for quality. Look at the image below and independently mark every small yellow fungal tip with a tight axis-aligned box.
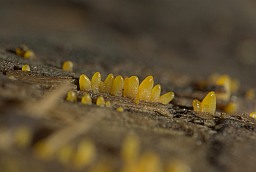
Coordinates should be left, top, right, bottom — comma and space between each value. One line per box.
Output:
224, 102, 238, 114
33, 141, 53, 160
116, 107, 124, 112
150, 84, 161, 102
159, 92, 175, 105
124, 76, 139, 99
215, 75, 231, 101
166, 160, 191, 172
135, 76, 154, 102
193, 99, 202, 112
245, 88, 255, 100
136, 151, 161, 172
249, 112, 256, 119
105, 101, 112, 108
81, 93, 92, 105
15, 47, 23, 56
62, 61, 73, 72
91, 72, 102, 93
102, 74, 114, 93
201, 91, 216, 114
21, 64, 30, 71
23, 50, 35, 59
79, 74, 92, 91
110, 75, 124, 96
121, 133, 140, 163
72, 139, 96, 169
96, 96, 105, 107
66, 91, 77, 102
57, 144, 73, 165
14, 126, 32, 148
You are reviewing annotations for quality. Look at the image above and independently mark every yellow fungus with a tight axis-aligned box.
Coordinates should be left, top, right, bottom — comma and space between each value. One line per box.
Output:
245, 88, 255, 100
102, 74, 114, 93
81, 93, 92, 105
66, 91, 77, 102
192, 99, 202, 112
166, 160, 191, 172
135, 76, 154, 103
159, 92, 175, 105
14, 126, 32, 148
96, 96, 105, 107
150, 84, 161, 102
193, 91, 216, 114
91, 72, 101, 93
79, 74, 92, 91
135, 151, 162, 172
116, 107, 124, 112
224, 102, 238, 114
72, 139, 96, 169
15, 47, 23, 56
249, 112, 256, 119
33, 140, 54, 160
105, 101, 112, 108
57, 144, 73, 165
123, 76, 139, 99
121, 133, 140, 163
23, 50, 35, 59
110, 75, 124, 96
215, 75, 231, 101
21, 64, 30, 71
62, 61, 73, 72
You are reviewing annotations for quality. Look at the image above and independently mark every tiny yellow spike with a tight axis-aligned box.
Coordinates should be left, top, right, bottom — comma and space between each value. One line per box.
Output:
215, 75, 231, 101
62, 61, 73, 72
116, 107, 124, 112
121, 133, 140, 163
224, 102, 238, 114
135, 76, 154, 102
66, 91, 77, 102
81, 93, 92, 105
150, 84, 161, 102
22, 64, 30, 71
201, 91, 216, 114
96, 96, 105, 107
249, 112, 256, 119
57, 144, 73, 165
14, 126, 32, 148
79, 74, 92, 91
103, 74, 114, 93
193, 99, 202, 111
72, 139, 96, 169
23, 50, 35, 59
105, 101, 112, 108
124, 76, 139, 99
91, 72, 101, 93
159, 92, 175, 105
110, 75, 124, 96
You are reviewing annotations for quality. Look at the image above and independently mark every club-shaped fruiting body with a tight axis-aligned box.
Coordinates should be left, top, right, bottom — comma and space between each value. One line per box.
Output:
62, 61, 73, 72
79, 72, 174, 105
249, 112, 256, 119
66, 91, 77, 102
22, 64, 31, 71
96, 96, 105, 107
81, 93, 92, 105
193, 91, 216, 114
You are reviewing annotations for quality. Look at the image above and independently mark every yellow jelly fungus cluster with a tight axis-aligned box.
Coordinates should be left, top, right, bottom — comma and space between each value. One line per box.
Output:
249, 112, 256, 119
21, 64, 31, 71
79, 72, 174, 105
193, 91, 216, 114
116, 107, 124, 112
62, 61, 74, 72
15, 45, 35, 59
66, 91, 77, 102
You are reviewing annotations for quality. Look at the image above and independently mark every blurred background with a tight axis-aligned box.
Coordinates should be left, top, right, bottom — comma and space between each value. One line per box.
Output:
1, 0, 256, 87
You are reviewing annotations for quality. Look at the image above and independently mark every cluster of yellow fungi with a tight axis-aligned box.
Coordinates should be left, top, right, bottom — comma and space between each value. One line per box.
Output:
15, 45, 35, 59
79, 72, 175, 105
193, 91, 216, 114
